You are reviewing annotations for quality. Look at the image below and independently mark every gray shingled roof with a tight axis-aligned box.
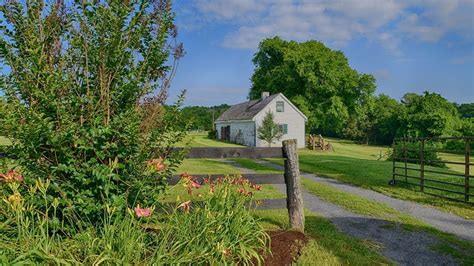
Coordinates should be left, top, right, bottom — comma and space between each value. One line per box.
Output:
216, 94, 279, 122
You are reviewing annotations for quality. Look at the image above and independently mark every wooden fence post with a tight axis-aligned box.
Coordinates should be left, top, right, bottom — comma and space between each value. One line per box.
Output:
420, 139, 425, 192
282, 139, 304, 232
403, 137, 408, 183
465, 138, 470, 202
391, 139, 396, 185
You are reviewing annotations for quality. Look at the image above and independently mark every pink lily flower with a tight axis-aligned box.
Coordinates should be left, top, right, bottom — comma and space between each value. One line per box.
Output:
134, 206, 152, 217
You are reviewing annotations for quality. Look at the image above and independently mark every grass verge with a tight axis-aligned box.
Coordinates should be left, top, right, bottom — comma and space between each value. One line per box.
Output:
300, 178, 474, 265
265, 138, 474, 220
253, 209, 392, 265
227, 157, 474, 265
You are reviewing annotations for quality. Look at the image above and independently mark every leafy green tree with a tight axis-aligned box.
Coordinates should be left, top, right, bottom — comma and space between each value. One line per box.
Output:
257, 111, 283, 147
250, 37, 376, 135
457, 103, 474, 118
460, 118, 474, 136
372, 94, 406, 144
0, 0, 186, 222
402, 92, 461, 137
342, 93, 378, 144
181, 104, 230, 131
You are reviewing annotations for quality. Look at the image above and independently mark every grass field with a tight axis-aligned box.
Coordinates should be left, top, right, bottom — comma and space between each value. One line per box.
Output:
177, 133, 242, 147
179, 134, 472, 220
225, 147, 474, 265
173, 134, 395, 264
2, 132, 472, 263
264, 138, 474, 220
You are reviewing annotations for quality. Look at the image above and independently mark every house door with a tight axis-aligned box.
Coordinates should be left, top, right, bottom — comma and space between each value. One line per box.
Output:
220, 126, 230, 141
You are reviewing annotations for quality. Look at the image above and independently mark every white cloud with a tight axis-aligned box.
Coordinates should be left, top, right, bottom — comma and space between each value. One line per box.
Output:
195, 0, 267, 21
449, 55, 474, 65
188, 0, 474, 55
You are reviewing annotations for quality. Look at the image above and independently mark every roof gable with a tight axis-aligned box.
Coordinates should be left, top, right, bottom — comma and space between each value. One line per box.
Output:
216, 93, 307, 122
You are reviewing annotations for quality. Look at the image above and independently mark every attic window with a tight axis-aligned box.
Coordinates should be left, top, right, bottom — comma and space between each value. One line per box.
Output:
276, 101, 284, 112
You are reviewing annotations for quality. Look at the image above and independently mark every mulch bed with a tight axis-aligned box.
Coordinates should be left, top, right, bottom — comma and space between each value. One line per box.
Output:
263, 230, 308, 266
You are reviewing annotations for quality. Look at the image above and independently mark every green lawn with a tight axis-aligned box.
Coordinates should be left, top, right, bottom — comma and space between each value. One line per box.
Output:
176, 133, 394, 264
233, 158, 474, 265
268, 138, 474, 220
4, 132, 471, 263
176, 158, 240, 174
177, 132, 242, 147
254, 209, 392, 265
180, 134, 473, 220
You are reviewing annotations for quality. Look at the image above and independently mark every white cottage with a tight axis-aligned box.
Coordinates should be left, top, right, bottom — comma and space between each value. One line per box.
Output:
215, 92, 307, 148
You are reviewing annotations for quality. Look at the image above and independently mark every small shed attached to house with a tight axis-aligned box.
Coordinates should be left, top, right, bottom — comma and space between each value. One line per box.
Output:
215, 92, 307, 148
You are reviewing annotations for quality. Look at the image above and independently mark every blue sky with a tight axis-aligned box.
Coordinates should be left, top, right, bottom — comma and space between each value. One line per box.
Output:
168, 0, 474, 106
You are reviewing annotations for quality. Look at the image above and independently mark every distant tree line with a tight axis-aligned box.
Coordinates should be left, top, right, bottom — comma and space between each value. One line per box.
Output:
180, 104, 230, 131
249, 37, 473, 145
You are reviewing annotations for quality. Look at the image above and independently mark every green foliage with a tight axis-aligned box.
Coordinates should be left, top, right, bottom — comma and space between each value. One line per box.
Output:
181, 104, 230, 131
388, 141, 445, 167
330, 90, 467, 145
0, 1, 186, 222
162, 175, 270, 264
257, 111, 283, 147
402, 92, 462, 137
371, 95, 406, 144
1, 178, 170, 264
457, 103, 474, 118
207, 129, 218, 139
342, 95, 376, 144
343, 94, 406, 145
250, 37, 376, 135
249, 37, 469, 144
0, 174, 270, 265
459, 118, 474, 136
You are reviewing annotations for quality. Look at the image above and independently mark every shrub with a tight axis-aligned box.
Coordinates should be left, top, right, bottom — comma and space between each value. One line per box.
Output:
388, 141, 445, 168
208, 129, 218, 139
0, 176, 155, 264
156, 174, 271, 264
0, 1, 186, 222
0, 173, 270, 264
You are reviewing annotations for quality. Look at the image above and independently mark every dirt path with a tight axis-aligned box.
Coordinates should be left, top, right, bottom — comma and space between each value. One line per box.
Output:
223, 160, 460, 265
257, 160, 474, 243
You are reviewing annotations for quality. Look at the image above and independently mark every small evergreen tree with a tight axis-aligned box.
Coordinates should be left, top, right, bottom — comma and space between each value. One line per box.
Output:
258, 111, 283, 147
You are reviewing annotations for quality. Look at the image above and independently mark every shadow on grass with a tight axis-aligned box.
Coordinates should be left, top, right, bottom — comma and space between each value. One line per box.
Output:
294, 154, 474, 218
255, 209, 474, 265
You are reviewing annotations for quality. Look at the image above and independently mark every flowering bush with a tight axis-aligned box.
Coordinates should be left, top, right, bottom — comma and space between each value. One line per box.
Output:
156, 174, 271, 264
0, 172, 270, 265
0, 0, 187, 223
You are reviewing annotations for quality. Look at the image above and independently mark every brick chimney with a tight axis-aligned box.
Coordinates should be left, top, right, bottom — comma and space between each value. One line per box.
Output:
261, 91, 270, 100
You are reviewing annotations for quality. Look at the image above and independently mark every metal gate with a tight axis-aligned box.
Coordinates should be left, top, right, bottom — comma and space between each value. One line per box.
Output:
390, 136, 473, 203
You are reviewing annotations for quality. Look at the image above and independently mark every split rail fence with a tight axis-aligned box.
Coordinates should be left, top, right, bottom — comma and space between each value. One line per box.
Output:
171, 139, 305, 231
391, 136, 473, 203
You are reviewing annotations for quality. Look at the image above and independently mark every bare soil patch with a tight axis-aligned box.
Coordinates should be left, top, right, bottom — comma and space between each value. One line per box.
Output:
263, 230, 308, 266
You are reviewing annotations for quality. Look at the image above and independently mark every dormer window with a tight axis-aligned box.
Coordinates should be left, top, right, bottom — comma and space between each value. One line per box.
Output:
276, 101, 284, 112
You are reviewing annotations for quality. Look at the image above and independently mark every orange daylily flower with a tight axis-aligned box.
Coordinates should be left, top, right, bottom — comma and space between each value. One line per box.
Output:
0, 170, 24, 183
177, 200, 191, 213
147, 158, 167, 172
